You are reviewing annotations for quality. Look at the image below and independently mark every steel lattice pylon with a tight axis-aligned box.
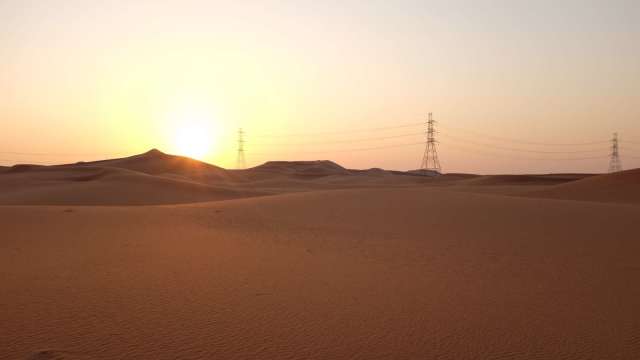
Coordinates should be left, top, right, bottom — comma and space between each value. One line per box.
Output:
420, 113, 441, 172
608, 132, 622, 173
236, 128, 246, 169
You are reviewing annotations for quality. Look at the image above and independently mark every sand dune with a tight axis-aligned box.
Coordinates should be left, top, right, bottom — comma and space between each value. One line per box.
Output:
227, 160, 448, 192
2, 188, 640, 359
250, 160, 348, 176
0, 165, 261, 205
238, 160, 351, 181
0, 153, 440, 204
76, 149, 238, 183
234, 170, 443, 192
2, 151, 639, 359
458, 173, 592, 186
523, 168, 640, 204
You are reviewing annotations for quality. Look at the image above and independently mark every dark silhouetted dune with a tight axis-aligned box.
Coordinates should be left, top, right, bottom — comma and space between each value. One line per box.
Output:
523, 168, 640, 204
75, 149, 238, 182
248, 160, 349, 178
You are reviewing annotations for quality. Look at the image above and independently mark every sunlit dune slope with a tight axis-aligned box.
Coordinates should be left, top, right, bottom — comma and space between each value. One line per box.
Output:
0, 165, 262, 205
2, 188, 639, 359
522, 168, 640, 204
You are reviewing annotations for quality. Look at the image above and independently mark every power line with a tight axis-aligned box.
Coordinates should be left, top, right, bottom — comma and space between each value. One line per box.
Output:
438, 123, 610, 146
2, 117, 638, 169
250, 131, 424, 146
245, 139, 617, 161
248, 141, 426, 157
286, 140, 426, 154
439, 133, 607, 154
252, 121, 424, 138
442, 142, 610, 161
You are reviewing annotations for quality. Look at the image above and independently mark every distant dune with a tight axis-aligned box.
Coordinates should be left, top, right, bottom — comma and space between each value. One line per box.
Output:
237, 160, 459, 189
458, 173, 593, 186
0, 151, 443, 204
0, 150, 625, 205
0, 164, 261, 205
522, 168, 640, 204
245, 160, 350, 179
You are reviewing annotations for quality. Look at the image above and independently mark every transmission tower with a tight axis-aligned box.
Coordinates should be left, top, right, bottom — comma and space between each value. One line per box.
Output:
420, 112, 441, 172
608, 132, 622, 173
236, 128, 246, 169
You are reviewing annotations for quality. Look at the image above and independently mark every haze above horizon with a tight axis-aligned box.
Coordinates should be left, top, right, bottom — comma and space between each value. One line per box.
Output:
1, 0, 639, 174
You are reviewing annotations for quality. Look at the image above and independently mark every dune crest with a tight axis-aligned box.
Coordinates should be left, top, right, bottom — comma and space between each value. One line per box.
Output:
75, 148, 235, 182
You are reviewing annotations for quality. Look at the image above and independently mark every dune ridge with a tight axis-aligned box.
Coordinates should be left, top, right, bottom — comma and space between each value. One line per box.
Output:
74, 149, 237, 182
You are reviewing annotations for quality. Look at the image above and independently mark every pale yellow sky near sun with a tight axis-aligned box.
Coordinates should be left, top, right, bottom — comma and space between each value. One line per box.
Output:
1, 0, 639, 173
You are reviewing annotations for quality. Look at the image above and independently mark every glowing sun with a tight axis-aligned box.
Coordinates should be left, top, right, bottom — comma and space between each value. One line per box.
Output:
174, 125, 212, 160
166, 103, 219, 161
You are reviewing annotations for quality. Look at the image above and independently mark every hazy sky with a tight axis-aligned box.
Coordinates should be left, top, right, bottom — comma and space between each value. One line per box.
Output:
1, 0, 639, 173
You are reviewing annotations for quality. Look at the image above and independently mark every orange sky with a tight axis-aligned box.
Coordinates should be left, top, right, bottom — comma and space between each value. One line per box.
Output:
1, 0, 639, 173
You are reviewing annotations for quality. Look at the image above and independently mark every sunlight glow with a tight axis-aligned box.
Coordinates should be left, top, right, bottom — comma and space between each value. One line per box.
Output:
174, 125, 211, 160
165, 100, 221, 161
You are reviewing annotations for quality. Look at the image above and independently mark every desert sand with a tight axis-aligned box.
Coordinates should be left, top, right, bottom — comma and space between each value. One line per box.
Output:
2, 150, 639, 359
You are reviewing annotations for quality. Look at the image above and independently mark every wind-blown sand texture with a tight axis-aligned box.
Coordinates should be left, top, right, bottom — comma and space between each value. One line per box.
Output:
1, 150, 639, 359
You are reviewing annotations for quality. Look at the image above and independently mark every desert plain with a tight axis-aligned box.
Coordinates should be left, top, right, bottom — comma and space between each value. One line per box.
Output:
1, 149, 639, 359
